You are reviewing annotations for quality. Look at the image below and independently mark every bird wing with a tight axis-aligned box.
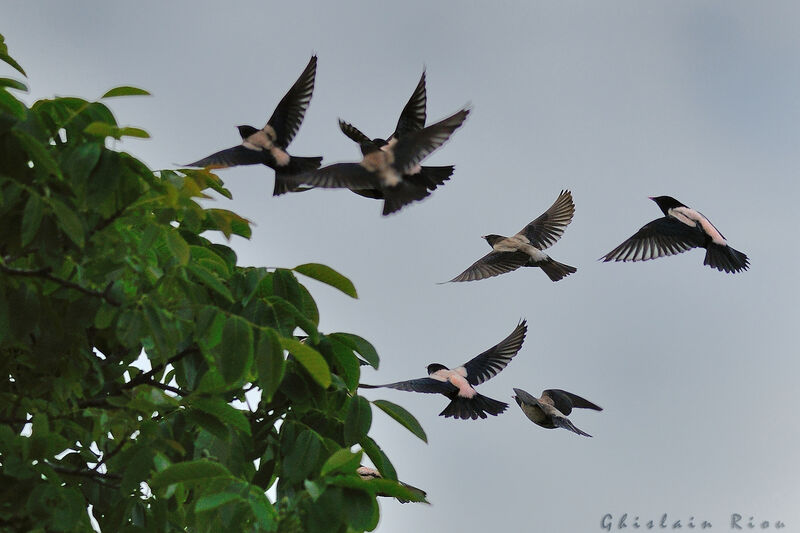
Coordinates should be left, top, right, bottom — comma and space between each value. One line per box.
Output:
405, 165, 454, 191
391, 70, 427, 140
552, 415, 593, 437
543, 389, 602, 413
286, 162, 378, 190
338, 119, 372, 145
359, 377, 456, 394
600, 217, 706, 263
447, 250, 530, 282
461, 320, 528, 386
266, 55, 317, 148
391, 108, 469, 174
185, 145, 267, 168
516, 190, 575, 250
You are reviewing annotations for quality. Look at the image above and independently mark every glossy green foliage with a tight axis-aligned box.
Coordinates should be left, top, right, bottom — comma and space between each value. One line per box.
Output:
0, 36, 426, 533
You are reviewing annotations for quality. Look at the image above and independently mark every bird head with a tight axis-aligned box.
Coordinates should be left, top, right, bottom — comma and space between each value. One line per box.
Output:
512, 387, 536, 406
426, 363, 448, 375
236, 125, 259, 139
482, 234, 504, 247
649, 195, 685, 215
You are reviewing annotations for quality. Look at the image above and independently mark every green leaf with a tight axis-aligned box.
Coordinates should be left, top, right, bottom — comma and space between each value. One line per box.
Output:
343, 489, 379, 531
282, 429, 322, 484
247, 487, 278, 528
187, 262, 234, 302
0, 51, 26, 77
280, 337, 331, 388
0, 77, 26, 91
344, 396, 372, 446
296, 283, 320, 326
21, 194, 44, 246
195, 491, 243, 513
320, 448, 362, 477
255, 328, 285, 402
196, 306, 225, 352
272, 269, 304, 310
117, 309, 145, 348
150, 460, 231, 490
217, 315, 254, 384
293, 263, 357, 298
360, 436, 396, 481
165, 230, 190, 266
372, 400, 427, 443
50, 199, 85, 247
15, 131, 62, 179
83, 121, 118, 138
102, 86, 151, 98
0, 90, 26, 118
188, 397, 251, 436
84, 122, 150, 140
327, 337, 360, 392
117, 126, 150, 139
329, 333, 379, 369
304, 479, 324, 501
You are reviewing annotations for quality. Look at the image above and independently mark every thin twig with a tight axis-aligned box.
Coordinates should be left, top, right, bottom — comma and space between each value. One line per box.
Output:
120, 347, 195, 391
92, 437, 128, 473
0, 263, 117, 304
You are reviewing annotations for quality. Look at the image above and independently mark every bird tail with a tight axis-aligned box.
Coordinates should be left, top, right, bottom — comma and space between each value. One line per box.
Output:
381, 182, 431, 216
539, 258, 577, 282
439, 393, 508, 420
408, 165, 454, 191
703, 243, 749, 273
273, 156, 323, 196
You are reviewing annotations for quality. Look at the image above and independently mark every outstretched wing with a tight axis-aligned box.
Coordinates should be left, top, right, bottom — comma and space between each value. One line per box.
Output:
338, 119, 372, 145
267, 55, 317, 148
360, 377, 456, 394
391, 70, 427, 140
543, 389, 602, 413
185, 145, 266, 168
286, 162, 378, 190
517, 190, 575, 250
447, 250, 529, 282
391, 108, 469, 174
460, 320, 528, 386
601, 217, 705, 263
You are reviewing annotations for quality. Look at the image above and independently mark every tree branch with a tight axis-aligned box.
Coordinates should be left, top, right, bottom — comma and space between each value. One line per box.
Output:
0, 263, 118, 305
120, 347, 196, 391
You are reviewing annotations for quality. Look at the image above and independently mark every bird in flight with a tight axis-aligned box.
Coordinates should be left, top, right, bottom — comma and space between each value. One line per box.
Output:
446, 190, 577, 282
360, 320, 527, 419
185, 55, 322, 196
512, 387, 602, 437
286, 107, 469, 215
600, 195, 749, 273
338, 70, 455, 201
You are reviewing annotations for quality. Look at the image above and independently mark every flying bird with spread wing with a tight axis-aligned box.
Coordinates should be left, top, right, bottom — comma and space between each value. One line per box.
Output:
338, 70, 455, 201
513, 387, 602, 437
360, 320, 527, 420
446, 190, 577, 282
286, 107, 469, 215
185, 55, 322, 195
600, 195, 749, 273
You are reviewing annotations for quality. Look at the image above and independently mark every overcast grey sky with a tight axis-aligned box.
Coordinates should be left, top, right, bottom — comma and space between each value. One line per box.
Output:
5, 1, 800, 531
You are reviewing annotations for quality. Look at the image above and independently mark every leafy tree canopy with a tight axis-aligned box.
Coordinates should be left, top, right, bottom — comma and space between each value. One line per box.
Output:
0, 33, 426, 533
